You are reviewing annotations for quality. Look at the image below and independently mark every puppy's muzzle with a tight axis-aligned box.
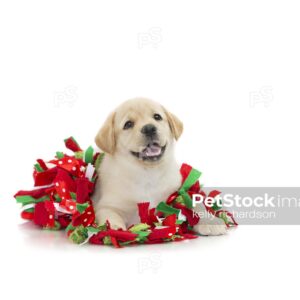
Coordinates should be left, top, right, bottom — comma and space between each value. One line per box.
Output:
141, 124, 157, 138
130, 124, 166, 161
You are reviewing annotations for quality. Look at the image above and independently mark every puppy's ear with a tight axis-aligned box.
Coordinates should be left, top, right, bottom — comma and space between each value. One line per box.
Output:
163, 107, 183, 140
95, 112, 116, 154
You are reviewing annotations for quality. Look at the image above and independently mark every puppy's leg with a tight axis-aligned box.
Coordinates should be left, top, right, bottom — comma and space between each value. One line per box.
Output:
95, 207, 127, 230
194, 216, 227, 236
193, 203, 227, 236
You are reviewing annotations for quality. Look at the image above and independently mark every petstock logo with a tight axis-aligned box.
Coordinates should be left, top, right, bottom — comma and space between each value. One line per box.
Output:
192, 187, 300, 225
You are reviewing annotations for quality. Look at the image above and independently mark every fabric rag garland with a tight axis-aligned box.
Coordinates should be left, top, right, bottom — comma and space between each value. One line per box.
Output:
14, 137, 237, 248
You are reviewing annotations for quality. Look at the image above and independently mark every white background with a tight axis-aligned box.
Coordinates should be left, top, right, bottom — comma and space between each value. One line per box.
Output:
0, 1, 299, 299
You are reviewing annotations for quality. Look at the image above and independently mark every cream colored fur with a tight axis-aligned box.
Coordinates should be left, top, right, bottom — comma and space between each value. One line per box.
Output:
93, 98, 226, 235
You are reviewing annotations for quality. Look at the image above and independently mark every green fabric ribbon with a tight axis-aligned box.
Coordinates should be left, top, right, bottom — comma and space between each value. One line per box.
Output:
156, 167, 201, 214
178, 168, 201, 209
156, 202, 180, 216
16, 195, 49, 206
84, 146, 94, 163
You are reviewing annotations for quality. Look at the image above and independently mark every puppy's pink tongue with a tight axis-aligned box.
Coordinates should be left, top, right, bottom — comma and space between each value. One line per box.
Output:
144, 145, 161, 157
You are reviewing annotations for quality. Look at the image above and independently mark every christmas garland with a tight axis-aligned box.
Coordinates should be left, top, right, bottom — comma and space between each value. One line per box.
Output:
14, 137, 237, 247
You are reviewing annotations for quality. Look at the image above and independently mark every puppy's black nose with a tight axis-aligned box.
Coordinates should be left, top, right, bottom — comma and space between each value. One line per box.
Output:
141, 124, 157, 137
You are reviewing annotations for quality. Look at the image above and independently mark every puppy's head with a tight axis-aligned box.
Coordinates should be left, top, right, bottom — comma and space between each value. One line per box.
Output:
95, 98, 183, 165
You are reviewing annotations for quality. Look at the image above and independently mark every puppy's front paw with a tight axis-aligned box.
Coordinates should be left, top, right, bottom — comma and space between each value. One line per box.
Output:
95, 208, 127, 230
108, 219, 127, 230
193, 216, 227, 236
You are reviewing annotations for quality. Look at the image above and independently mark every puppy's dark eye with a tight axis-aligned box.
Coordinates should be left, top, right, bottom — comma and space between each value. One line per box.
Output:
153, 113, 163, 121
123, 120, 134, 130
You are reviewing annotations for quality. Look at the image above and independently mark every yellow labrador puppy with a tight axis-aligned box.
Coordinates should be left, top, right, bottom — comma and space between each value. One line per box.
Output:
93, 98, 226, 235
